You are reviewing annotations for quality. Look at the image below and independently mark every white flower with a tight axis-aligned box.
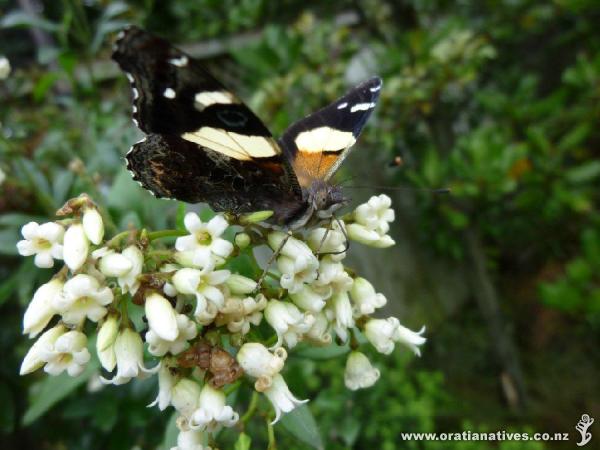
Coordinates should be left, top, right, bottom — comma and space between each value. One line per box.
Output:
96, 249, 132, 277
313, 256, 353, 294
264, 300, 315, 349
0, 167, 5, 185
52, 274, 113, 325
23, 278, 63, 337
171, 378, 202, 418
172, 266, 229, 322
214, 294, 267, 335
306, 312, 332, 345
364, 317, 426, 356
42, 330, 91, 376
354, 194, 395, 235
149, 361, 179, 411
175, 213, 233, 267
277, 255, 319, 294
97, 315, 119, 371
189, 384, 239, 432
146, 313, 198, 356
20, 324, 66, 375
289, 285, 326, 313
344, 351, 380, 390
346, 223, 395, 248
349, 277, 387, 316
63, 223, 89, 271
307, 221, 347, 260
225, 274, 257, 294
145, 292, 179, 341
16, 221, 64, 268
263, 373, 308, 424
82, 207, 104, 245
268, 231, 315, 262
100, 328, 159, 385
170, 429, 211, 450
0, 56, 10, 79
119, 245, 144, 294
325, 291, 355, 342
236, 343, 287, 391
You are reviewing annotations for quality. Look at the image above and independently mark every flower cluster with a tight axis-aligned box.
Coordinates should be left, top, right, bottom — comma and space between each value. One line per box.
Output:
17, 193, 426, 447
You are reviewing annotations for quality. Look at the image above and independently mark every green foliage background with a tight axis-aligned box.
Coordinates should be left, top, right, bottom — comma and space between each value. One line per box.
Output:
1, 0, 599, 449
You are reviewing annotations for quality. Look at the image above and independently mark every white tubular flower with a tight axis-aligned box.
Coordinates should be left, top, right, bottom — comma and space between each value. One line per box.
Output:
16, 221, 64, 268
277, 255, 319, 294
63, 223, 89, 271
118, 245, 144, 294
146, 313, 198, 356
306, 312, 332, 345
189, 384, 239, 432
225, 274, 257, 295
96, 248, 132, 277
268, 231, 315, 261
145, 292, 179, 342
0, 56, 10, 79
354, 194, 395, 235
289, 284, 326, 313
172, 266, 230, 320
264, 300, 315, 349
236, 343, 287, 389
171, 428, 211, 450
364, 317, 426, 356
263, 373, 308, 424
324, 291, 355, 342
149, 360, 179, 411
346, 223, 395, 248
171, 378, 202, 418
23, 278, 63, 337
82, 207, 104, 245
344, 351, 380, 391
20, 324, 66, 375
96, 315, 119, 371
42, 330, 91, 376
307, 221, 347, 261
52, 274, 113, 325
100, 328, 159, 385
215, 294, 267, 335
349, 277, 387, 317
313, 256, 353, 294
175, 213, 233, 268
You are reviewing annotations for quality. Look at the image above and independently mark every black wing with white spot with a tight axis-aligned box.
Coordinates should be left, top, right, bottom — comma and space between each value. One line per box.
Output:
112, 26, 304, 224
278, 77, 382, 187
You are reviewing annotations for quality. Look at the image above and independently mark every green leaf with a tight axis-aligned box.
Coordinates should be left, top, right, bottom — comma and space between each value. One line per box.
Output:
0, 10, 60, 32
0, 383, 15, 433
565, 161, 600, 184
0, 228, 20, 255
23, 359, 99, 426
176, 202, 186, 231
0, 213, 47, 227
159, 412, 179, 450
280, 405, 323, 450
234, 432, 251, 450
294, 343, 349, 360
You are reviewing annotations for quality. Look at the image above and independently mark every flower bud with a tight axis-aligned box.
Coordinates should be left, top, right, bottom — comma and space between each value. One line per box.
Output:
344, 351, 380, 390
23, 278, 62, 337
171, 378, 202, 418
145, 292, 179, 342
0, 56, 11, 79
268, 231, 315, 261
234, 232, 251, 249
236, 343, 286, 379
20, 324, 66, 375
225, 274, 257, 294
289, 285, 326, 313
189, 384, 239, 432
63, 223, 89, 271
98, 251, 133, 277
97, 315, 118, 371
239, 210, 273, 224
82, 207, 104, 245
350, 277, 387, 316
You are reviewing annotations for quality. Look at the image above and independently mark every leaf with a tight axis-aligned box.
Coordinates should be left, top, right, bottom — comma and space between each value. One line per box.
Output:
0, 383, 15, 433
22, 359, 99, 426
0, 213, 47, 227
176, 202, 186, 231
280, 405, 323, 450
293, 343, 349, 360
0, 228, 20, 255
565, 161, 600, 184
52, 170, 75, 204
0, 10, 60, 32
234, 432, 251, 450
159, 412, 179, 450
0, 269, 19, 307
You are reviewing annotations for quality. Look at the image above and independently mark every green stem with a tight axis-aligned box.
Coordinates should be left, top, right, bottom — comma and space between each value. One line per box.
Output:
224, 380, 242, 396
267, 415, 276, 450
241, 391, 259, 423
106, 230, 133, 248
147, 229, 188, 241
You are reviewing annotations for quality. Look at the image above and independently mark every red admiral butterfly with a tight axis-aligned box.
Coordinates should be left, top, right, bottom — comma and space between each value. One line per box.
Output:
112, 26, 381, 229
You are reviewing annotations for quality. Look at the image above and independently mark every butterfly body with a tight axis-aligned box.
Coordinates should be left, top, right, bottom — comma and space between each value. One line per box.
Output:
113, 27, 380, 228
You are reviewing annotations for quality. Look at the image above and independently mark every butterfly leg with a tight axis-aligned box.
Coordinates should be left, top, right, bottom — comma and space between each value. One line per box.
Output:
315, 216, 350, 258
254, 230, 292, 292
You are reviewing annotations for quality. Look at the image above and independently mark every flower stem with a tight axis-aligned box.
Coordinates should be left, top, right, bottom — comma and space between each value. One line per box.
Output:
267, 415, 276, 450
241, 391, 259, 423
147, 229, 187, 241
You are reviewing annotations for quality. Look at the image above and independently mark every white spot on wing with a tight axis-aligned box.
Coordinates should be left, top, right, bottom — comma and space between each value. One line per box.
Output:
369, 85, 381, 92
132, 105, 137, 113
168, 56, 188, 67
194, 91, 236, 109
350, 102, 376, 113
294, 127, 356, 152
337, 102, 348, 109
163, 87, 176, 99
117, 30, 125, 40
126, 73, 134, 83
182, 127, 278, 160
132, 87, 139, 99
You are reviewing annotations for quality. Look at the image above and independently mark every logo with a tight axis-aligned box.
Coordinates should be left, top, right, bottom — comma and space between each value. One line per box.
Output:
575, 413, 594, 447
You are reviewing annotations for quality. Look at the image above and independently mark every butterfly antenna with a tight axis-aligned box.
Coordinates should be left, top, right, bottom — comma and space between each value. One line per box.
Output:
345, 185, 451, 195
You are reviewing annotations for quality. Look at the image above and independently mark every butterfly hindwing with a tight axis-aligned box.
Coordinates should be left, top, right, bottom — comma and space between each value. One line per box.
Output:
279, 77, 382, 187
112, 26, 304, 223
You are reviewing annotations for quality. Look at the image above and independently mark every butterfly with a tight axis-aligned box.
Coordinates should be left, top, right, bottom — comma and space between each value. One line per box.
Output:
112, 26, 381, 229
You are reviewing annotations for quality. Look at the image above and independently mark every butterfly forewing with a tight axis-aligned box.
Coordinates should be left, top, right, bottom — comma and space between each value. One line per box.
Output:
279, 77, 382, 187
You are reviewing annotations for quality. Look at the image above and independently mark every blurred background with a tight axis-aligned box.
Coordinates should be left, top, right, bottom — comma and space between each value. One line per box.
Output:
1, 0, 599, 449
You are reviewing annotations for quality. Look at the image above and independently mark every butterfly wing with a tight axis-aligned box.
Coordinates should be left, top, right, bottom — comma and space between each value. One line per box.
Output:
112, 26, 304, 223
278, 77, 382, 187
